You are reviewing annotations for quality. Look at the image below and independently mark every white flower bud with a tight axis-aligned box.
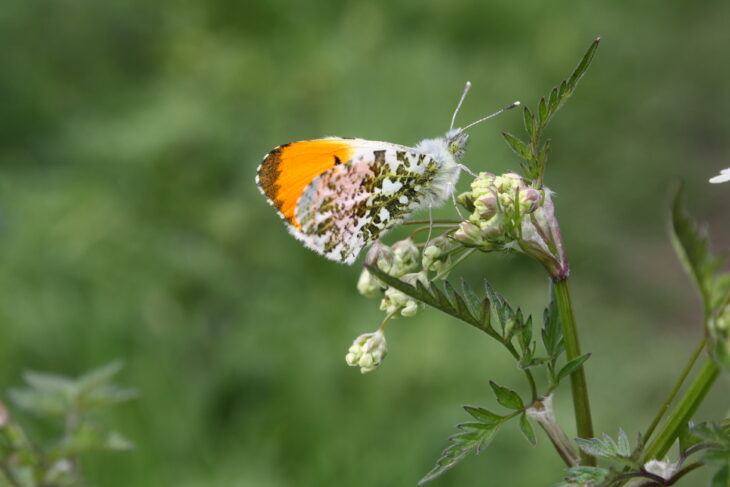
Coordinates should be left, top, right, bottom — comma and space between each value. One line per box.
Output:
643, 459, 677, 480
345, 329, 388, 374
475, 194, 499, 219
356, 268, 382, 298
365, 240, 395, 273
454, 221, 484, 247
391, 238, 420, 277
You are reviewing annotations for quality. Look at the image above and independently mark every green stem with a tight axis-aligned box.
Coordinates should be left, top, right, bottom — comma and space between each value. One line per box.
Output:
553, 278, 595, 465
643, 359, 720, 461
642, 338, 706, 443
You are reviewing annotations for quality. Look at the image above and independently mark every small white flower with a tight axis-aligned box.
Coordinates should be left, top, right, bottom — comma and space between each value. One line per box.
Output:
643, 459, 677, 480
356, 268, 382, 298
709, 168, 730, 184
345, 329, 388, 374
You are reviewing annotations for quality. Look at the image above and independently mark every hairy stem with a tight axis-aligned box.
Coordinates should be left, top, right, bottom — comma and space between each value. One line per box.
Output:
553, 278, 595, 465
643, 359, 720, 461
643, 338, 706, 443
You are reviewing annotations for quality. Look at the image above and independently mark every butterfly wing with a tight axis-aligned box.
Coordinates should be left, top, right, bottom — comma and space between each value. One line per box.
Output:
294, 146, 442, 264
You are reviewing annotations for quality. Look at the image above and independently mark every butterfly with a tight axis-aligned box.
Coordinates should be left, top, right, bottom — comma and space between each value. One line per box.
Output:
256, 82, 519, 264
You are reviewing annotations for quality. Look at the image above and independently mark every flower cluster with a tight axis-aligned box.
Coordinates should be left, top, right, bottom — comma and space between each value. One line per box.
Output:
345, 329, 388, 374
455, 172, 569, 280
348, 236, 460, 373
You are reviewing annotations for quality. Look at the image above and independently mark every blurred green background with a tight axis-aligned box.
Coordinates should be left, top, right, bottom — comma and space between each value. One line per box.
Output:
1, 0, 729, 485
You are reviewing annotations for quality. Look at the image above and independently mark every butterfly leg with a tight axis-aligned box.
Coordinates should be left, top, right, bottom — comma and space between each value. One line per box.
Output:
445, 181, 465, 219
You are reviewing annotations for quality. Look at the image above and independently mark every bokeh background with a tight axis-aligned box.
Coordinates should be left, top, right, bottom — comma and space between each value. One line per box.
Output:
1, 1, 729, 486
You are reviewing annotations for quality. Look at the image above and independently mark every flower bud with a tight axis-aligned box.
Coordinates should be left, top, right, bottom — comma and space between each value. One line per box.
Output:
519, 188, 541, 214
475, 194, 499, 219
356, 268, 382, 298
643, 459, 677, 480
345, 329, 388, 374
365, 240, 395, 274
380, 272, 426, 317
454, 221, 484, 247
457, 191, 475, 212
391, 238, 420, 277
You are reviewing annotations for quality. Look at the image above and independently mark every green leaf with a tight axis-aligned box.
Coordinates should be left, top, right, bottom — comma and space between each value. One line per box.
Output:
538, 97, 548, 127
523, 106, 536, 140
463, 406, 505, 425
502, 132, 532, 160
365, 266, 498, 338
616, 429, 631, 457
419, 422, 500, 485
519, 413, 536, 446
541, 284, 563, 358
557, 353, 591, 383
559, 466, 610, 486
567, 37, 601, 92
670, 184, 726, 313
489, 381, 523, 410
575, 432, 635, 466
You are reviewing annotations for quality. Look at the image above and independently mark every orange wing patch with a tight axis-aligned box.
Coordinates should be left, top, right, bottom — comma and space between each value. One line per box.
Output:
257, 139, 354, 228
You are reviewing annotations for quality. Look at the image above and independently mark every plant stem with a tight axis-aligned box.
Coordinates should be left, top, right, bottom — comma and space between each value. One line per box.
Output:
643, 359, 720, 461
642, 338, 706, 443
553, 278, 595, 465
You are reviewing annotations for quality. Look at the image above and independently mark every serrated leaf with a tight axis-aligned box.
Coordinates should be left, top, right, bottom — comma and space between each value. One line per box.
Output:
520, 413, 536, 446
419, 422, 500, 485
538, 97, 548, 127
568, 37, 601, 91
502, 132, 532, 160
460, 279, 482, 321
542, 284, 563, 357
365, 266, 497, 337
557, 353, 591, 383
575, 437, 611, 457
463, 406, 505, 425
548, 87, 559, 114
671, 184, 727, 314
563, 466, 610, 485
616, 429, 631, 456
523, 106, 536, 140
489, 381, 524, 410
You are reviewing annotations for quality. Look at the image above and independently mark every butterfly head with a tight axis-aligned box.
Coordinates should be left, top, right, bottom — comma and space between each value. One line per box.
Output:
445, 129, 469, 160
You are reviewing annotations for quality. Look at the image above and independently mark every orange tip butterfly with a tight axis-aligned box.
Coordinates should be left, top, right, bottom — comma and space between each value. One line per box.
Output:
256, 82, 519, 264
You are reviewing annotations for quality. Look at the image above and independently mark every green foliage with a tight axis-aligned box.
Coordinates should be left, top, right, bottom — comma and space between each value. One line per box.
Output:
504, 37, 601, 187
685, 422, 730, 487
0, 363, 134, 487
671, 185, 730, 372
574, 430, 634, 467
555, 466, 610, 487
671, 185, 729, 314
489, 381, 524, 410
366, 266, 496, 338
519, 413, 537, 447
418, 420, 502, 486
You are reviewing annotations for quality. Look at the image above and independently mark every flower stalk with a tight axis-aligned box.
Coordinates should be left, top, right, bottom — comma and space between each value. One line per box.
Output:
643, 358, 720, 462
554, 278, 595, 466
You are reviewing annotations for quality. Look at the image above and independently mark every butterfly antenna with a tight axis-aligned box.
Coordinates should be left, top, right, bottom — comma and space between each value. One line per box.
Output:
461, 101, 521, 132
449, 81, 472, 131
